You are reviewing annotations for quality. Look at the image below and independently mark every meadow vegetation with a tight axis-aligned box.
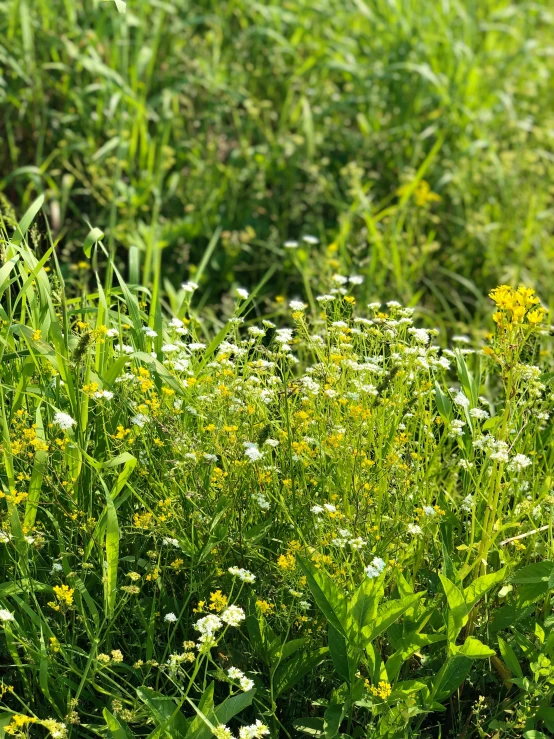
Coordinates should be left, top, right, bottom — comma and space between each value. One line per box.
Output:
1, 1, 554, 738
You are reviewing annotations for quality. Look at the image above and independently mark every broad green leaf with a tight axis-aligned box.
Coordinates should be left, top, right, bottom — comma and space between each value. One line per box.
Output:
364, 592, 424, 644
83, 227, 105, 257
273, 647, 328, 697
454, 637, 495, 659
298, 557, 347, 635
497, 637, 523, 678
439, 574, 468, 644
432, 655, 472, 701
464, 568, 506, 609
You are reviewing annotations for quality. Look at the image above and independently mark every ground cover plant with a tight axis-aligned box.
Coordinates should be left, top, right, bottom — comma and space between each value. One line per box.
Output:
2, 205, 554, 738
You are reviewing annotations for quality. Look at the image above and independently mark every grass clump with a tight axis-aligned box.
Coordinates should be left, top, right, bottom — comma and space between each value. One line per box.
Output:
1, 0, 554, 308
2, 208, 554, 737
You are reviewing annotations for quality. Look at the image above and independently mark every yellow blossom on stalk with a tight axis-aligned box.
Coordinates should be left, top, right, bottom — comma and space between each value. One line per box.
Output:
489, 284, 545, 325
53, 584, 74, 607
209, 590, 228, 612
31, 329, 42, 341
255, 599, 274, 615
366, 680, 392, 700
277, 552, 296, 571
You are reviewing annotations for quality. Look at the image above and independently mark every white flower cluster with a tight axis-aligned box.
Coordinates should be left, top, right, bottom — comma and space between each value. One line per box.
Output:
228, 567, 256, 583
365, 556, 386, 579
227, 666, 254, 692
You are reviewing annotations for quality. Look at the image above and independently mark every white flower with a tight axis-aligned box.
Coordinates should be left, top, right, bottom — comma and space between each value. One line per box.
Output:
228, 666, 244, 680
239, 676, 255, 691
244, 442, 263, 463
131, 414, 149, 428
162, 343, 180, 353
239, 721, 270, 739
423, 506, 436, 516
302, 235, 319, 244
323, 503, 336, 513
289, 300, 307, 311
162, 537, 180, 547
213, 726, 234, 739
316, 294, 335, 304
460, 494, 473, 512
94, 390, 114, 400
182, 281, 199, 293
254, 493, 270, 510
408, 327, 430, 344
195, 614, 222, 637
107, 328, 119, 337
349, 275, 364, 285
228, 567, 256, 583
453, 391, 470, 409
236, 288, 249, 300
469, 407, 489, 420
164, 612, 177, 623
311, 505, 324, 514
284, 240, 299, 249
508, 454, 532, 472
53, 412, 76, 430
0, 531, 12, 543
407, 524, 422, 535
264, 438, 279, 448
0, 609, 14, 622
220, 605, 246, 627
332, 274, 348, 285
188, 342, 206, 351
115, 343, 134, 354
143, 326, 157, 337
365, 557, 386, 579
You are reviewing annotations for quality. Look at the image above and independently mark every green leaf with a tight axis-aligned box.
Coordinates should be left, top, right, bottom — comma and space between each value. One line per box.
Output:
439, 574, 468, 644
454, 637, 495, 659
12, 194, 44, 245
464, 568, 506, 609
293, 718, 324, 737
323, 703, 344, 739
497, 637, 523, 678
104, 490, 119, 619
364, 592, 424, 644
298, 557, 347, 635
273, 647, 328, 697
432, 655, 472, 701
83, 227, 105, 258
103, 709, 134, 738
328, 623, 351, 682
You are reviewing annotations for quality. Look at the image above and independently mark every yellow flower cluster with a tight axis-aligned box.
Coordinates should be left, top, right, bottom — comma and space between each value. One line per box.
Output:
367, 679, 392, 700
489, 285, 546, 326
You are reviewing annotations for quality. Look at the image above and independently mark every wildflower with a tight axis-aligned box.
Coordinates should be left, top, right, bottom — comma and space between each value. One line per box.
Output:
131, 414, 149, 428
244, 442, 263, 462
209, 590, 229, 612
182, 281, 199, 293
53, 412, 76, 430
94, 390, 114, 400
143, 326, 157, 337
162, 537, 180, 547
164, 612, 177, 623
228, 567, 256, 583
239, 676, 255, 691
228, 667, 244, 680
238, 720, 270, 738
469, 407, 489, 420
311, 505, 324, 514
408, 327, 430, 344
316, 294, 335, 303
508, 454, 532, 472
289, 300, 307, 311
302, 235, 319, 244
107, 327, 119, 337
370, 680, 392, 700
407, 524, 422, 536
53, 584, 74, 607
220, 605, 246, 627
0, 609, 14, 622
236, 288, 249, 300
461, 494, 473, 512
162, 343, 179, 353
214, 726, 234, 739
349, 275, 364, 285
284, 240, 299, 249
115, 343, 134, 354
453, 392, 470, 409
111, 649, 123, 662
365, 557, 386, 578
194, 614, 223, 637
422, 506, 436, 517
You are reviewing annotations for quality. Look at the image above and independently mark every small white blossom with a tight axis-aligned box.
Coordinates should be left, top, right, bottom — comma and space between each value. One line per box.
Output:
53, 412, 76, 430
164, 612, 177, 623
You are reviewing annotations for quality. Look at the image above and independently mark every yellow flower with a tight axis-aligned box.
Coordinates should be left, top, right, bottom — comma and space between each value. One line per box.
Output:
209, 590, 228, 612
277, 552, 296, 571
53, 584, 74, 607
527, 308, 546, 324
255, 599, 274, 615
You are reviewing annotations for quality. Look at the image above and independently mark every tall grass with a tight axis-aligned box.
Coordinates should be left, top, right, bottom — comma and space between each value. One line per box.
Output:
2, 203, 554, 737
1, 0, 554, 310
